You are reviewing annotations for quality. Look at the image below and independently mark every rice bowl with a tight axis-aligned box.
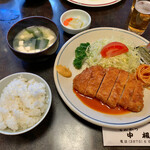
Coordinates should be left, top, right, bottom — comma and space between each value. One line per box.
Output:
0, 72, 52, 135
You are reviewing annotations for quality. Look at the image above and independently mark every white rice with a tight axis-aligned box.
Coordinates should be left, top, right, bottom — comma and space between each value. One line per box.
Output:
0, 76, 48, 132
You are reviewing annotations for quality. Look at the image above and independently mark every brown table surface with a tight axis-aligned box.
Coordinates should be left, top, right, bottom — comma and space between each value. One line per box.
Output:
0, 0, 150, 149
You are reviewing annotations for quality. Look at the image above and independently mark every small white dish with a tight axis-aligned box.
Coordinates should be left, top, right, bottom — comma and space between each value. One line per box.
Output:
60, 9, 91, 35
0, 72, 52, 135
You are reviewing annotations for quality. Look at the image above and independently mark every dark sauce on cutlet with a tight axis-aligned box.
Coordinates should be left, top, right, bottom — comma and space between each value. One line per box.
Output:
74, 89, 130, 115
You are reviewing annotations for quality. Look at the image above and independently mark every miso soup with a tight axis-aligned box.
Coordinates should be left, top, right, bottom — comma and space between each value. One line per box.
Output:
13, 26, 56, 53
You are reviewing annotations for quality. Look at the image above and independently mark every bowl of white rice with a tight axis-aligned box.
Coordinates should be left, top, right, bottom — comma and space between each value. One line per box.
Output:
0, 72, 52, 135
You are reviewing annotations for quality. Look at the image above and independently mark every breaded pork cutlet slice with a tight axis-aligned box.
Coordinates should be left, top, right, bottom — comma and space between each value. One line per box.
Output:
96, 67, 120, 104
84, 66, 106, 98
127, 80, 144, 112
118, 74, 136, 109
73, 68, 92, 94
107, 70, 129, 108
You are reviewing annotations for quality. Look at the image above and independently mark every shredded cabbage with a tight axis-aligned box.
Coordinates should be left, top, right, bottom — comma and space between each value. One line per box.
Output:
85, 39, 140, 73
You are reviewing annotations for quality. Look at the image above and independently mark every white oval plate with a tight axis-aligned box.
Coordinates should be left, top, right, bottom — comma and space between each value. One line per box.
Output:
67, 0, 121, 7
54, 27, 150, 129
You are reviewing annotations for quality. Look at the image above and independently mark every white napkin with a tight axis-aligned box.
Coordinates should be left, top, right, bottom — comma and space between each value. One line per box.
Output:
102, 123, 150, 146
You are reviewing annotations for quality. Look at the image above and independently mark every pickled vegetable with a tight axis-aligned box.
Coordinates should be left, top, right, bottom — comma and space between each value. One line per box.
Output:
64, 17, 83, 29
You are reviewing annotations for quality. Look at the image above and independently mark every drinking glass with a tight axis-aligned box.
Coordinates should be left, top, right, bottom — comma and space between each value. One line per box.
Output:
128, 0, 150, 35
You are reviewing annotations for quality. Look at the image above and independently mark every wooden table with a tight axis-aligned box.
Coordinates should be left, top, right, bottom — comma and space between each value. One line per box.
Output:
0, 0, 150, 149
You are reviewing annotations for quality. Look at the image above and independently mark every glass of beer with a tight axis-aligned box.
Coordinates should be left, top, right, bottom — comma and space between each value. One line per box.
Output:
128, 0, 150, 35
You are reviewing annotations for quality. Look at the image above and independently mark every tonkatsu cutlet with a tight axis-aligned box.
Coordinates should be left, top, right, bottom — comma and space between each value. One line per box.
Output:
127, 80, 144, 112
84, 66, 106, 98
73, 66, 144, 112
107, 70, 129, 108
96, 67, 120, 104
73, 68, 92, 94
118, 74, 137, 109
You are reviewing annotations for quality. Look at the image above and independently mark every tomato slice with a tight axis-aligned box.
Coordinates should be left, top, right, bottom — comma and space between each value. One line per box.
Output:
100, 42, 129, 58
